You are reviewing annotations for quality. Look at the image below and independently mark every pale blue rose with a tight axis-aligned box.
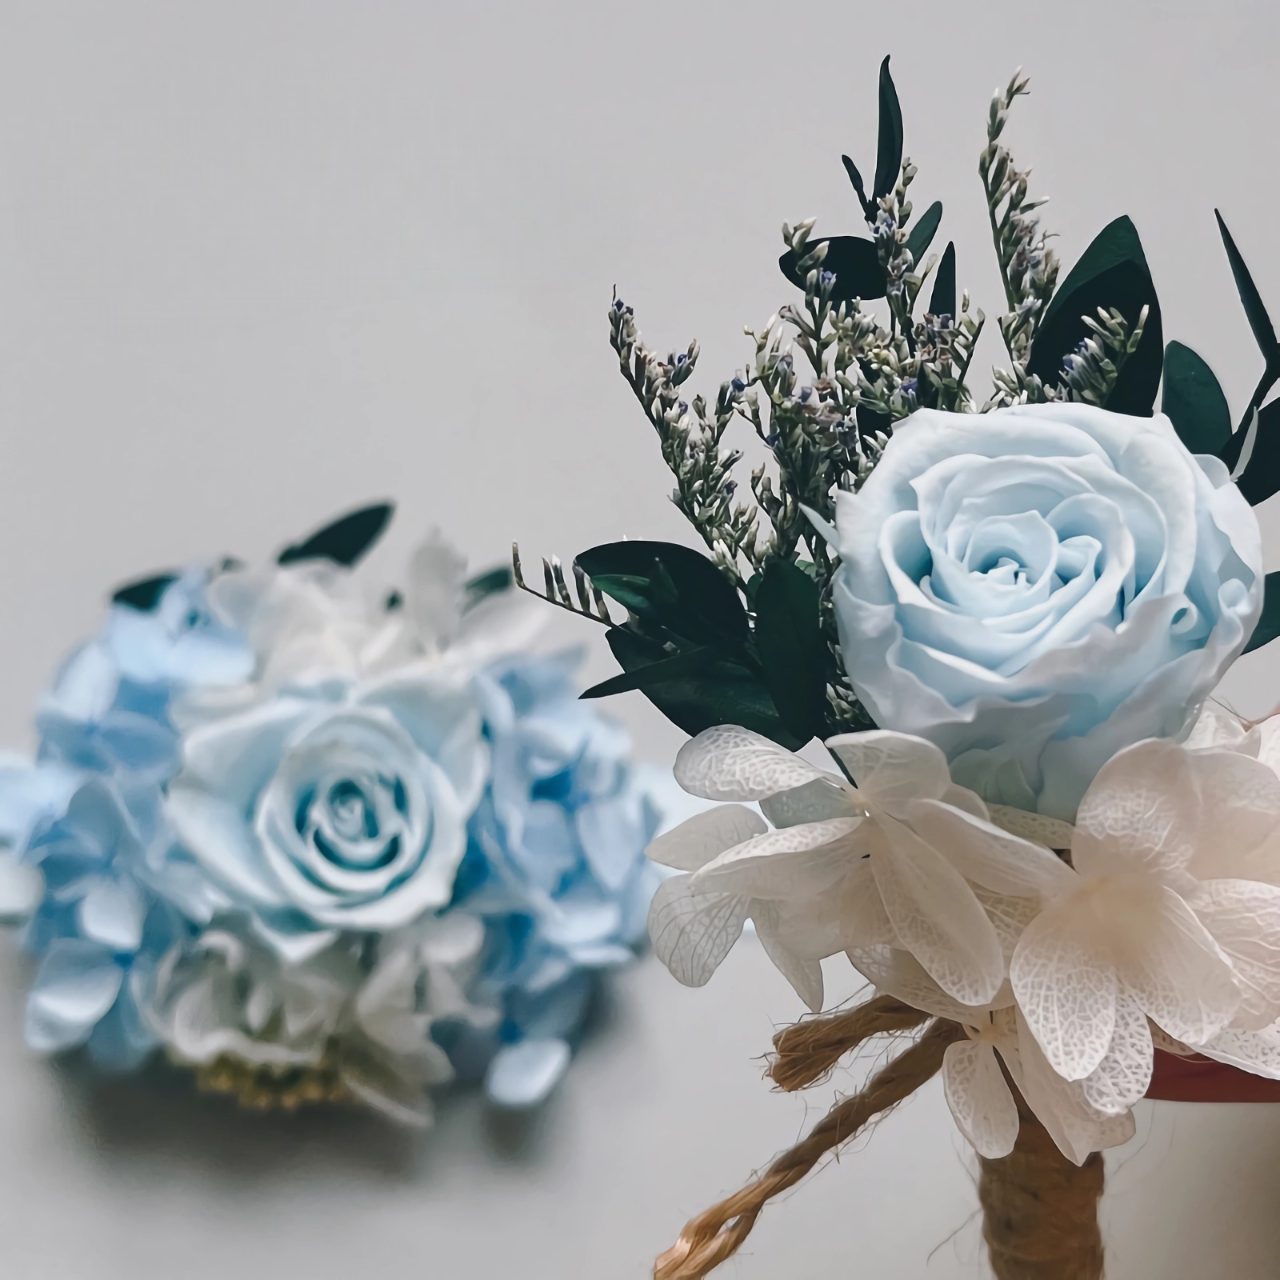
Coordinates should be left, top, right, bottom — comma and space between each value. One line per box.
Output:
832, 404, 1264, 819
164, 664, 488, 960
445, 652, 663, 1108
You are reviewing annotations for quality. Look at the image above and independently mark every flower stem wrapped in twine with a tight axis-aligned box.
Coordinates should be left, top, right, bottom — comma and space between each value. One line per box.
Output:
654, 996, 1105, 1280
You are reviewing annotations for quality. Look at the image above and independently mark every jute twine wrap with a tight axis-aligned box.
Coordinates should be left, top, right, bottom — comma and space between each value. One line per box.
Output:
978, 1088, 1105, 1280
653, 996, 1106, 1280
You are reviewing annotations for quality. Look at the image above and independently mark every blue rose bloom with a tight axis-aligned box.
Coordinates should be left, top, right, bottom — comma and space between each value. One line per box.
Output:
448, 651, 663, 1108
0, 569, 253, 1068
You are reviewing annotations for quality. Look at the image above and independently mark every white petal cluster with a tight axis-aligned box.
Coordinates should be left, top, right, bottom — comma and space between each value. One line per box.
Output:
648, 721, 1280, 1164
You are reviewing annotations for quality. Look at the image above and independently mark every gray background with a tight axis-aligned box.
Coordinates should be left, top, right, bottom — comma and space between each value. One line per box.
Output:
1, 2, 1280, 1276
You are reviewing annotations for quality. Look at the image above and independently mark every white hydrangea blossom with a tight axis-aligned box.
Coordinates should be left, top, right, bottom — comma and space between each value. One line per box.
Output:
647, 723, 1280, 1164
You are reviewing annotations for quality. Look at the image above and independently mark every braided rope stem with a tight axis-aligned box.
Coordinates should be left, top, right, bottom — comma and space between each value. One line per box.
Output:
653, 1018, 965, 1280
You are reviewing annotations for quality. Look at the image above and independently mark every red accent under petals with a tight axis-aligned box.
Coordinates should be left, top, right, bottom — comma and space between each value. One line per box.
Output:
1145, 1049, 1280, 1103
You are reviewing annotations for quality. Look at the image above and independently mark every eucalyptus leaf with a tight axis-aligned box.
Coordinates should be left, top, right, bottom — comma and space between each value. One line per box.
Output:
754, 559, 828, 743
112, 572, 178, 612
1245, 572, 1280, 654
278, 502, 395, 568
1161, 341, 1231, 454
1027, 215, 1163, 415
779, 236, 885, 302
873, 55, 903, 200
929, 241, 957, 318
904, 201, 942, 269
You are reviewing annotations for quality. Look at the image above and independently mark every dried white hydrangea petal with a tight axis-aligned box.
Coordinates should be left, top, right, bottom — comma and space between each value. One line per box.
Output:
904, 798, 1073, 897
752, 901, 826, 1012
692, 816, 861, 899
760, 777, 857, 828
943, 1039, 1020, 1159
674, 726, 827, 801
1010, 898, 1118, 1081
647, 875, 750, 988
1012, 1008, 1137, 1166
974, 887, 1041, 963
645, 804, 767, 872
1080, 991, 1153, 1117
1187, 878, 1280, 1030
870, 817, 1005, 1007
1112, 882, 1240, 1047
847, 944, 1010, 1023
825, 730, 951, 810
987, 804, 1076, 851
1072, 740, 1197, 880
1197, 1022, 1280, 1078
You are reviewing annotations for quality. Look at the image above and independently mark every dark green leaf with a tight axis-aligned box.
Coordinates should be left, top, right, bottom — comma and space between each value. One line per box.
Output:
1216, 210, 1280, 364
873, 55, 903, 200
112, 572, 177, 612
581, 645, 717, 698
278, 502, 395, 568
904, 201, 942, 269
462, 565, 513, 609
1220, 399, 1280, 505
1245, 572, 1280, 654
1027, 215, 1163, 415
1161, 341, 1231, 454
841, 154, 873, 220
779, 236, 885, 302
929, 241, 956, 318
575, 541, 748, 645
604, 628, 801, 749
587, 573, 657, 615
754, 560, 827, 743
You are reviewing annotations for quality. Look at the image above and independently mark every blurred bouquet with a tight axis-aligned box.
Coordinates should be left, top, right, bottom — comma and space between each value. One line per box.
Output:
0, 504, 669, 1125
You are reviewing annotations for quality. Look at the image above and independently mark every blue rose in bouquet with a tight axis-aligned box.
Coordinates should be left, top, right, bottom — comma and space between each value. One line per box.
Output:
0, 507, 673, 1122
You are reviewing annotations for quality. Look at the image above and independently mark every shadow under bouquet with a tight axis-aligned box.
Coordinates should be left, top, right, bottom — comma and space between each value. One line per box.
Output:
518, 62, 1280, 1280
0, 504, 671, 1124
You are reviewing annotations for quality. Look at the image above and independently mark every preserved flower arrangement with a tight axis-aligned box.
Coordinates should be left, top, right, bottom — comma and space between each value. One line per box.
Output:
0, 504, 672, 1124
517, 61, 1280, 1279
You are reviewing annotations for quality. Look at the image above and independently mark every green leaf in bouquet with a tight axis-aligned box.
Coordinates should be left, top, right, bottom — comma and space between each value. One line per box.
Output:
112, 572, 178, 611
904, 201, 943, 270
1245, 572, 1280, 654
1161, 341, 1231, 454
779, 236, 886, 302
841, 154, 874, 221
278, 502, 395, 568
929, 241, 957, 318
603, 628, 803, 749
581, 644, 717, 698
575, 541, 748, 645
873, 55, 904, 200
754, 559, 828, 743
463, 565, 513, 607
1215, 210, 1280, 368
1027, 215, 1163, 415
1220, 400, 1280, 505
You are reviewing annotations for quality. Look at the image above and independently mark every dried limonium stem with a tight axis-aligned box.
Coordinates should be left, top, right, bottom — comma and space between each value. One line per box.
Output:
980, 68, 1060, 365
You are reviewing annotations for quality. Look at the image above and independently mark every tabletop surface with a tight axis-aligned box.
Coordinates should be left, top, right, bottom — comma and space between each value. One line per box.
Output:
1, 4, 1280, 1277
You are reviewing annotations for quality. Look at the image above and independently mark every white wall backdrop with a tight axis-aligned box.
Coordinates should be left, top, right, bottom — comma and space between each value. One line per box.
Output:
1, 3, 1280, 1277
